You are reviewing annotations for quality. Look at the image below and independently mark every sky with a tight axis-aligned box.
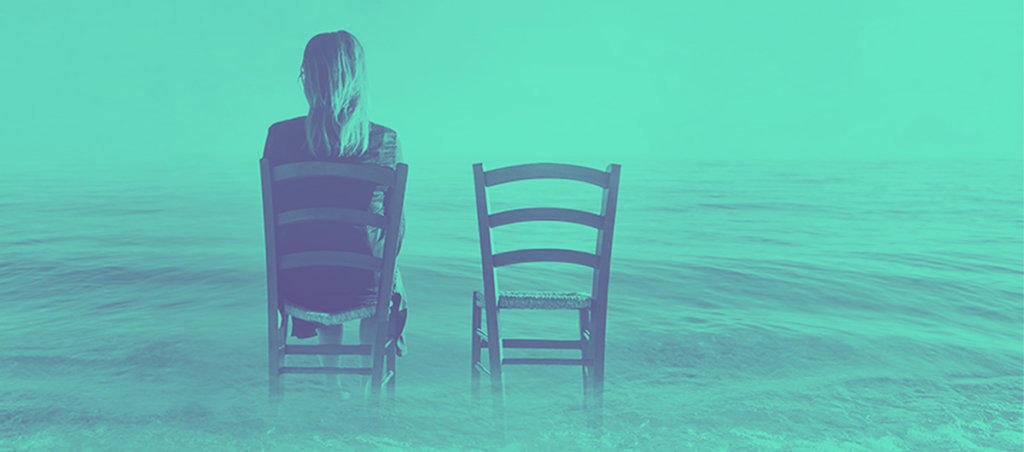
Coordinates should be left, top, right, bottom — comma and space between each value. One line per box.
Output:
0, 0, 1020, 170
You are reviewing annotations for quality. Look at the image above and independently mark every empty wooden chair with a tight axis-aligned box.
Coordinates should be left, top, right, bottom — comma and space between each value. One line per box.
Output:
470, 162, 621, 407
261, 159, 408, 403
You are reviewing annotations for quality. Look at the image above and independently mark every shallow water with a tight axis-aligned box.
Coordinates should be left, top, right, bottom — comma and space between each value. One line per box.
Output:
0, 158, 1020, 450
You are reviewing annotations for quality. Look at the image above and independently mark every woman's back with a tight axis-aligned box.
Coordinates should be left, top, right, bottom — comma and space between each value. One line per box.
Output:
263, 117, 402, 312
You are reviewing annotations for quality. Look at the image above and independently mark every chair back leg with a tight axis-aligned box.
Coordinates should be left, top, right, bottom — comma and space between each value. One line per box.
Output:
386, 342, 397, 397
591, 314, 606, 410
470, 299, 484, 398
268, 312, 286, 404
370, 333, 384, 400
485, 305, 505, 405
372, 301, 398, 403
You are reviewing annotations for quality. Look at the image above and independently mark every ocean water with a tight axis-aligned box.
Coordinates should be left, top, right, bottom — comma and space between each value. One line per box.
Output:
0, 158, 1020, 450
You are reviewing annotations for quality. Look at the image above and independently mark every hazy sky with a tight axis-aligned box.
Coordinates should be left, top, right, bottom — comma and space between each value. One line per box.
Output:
1, 0, 1020, 169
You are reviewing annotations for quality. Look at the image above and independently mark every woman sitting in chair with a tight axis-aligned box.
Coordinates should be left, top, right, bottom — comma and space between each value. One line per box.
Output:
262, 30, 407, 391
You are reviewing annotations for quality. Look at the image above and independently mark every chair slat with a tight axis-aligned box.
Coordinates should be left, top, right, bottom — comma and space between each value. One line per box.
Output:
279, 366, 373, 375
484, 163, 609, 188
491, 249, 599, 268
489, 207, 604, 229
284, 344, 372, 355
277, 208, 387, 228
278, 251, 382, 272
273, 161, 396, 186
501, 358, 594, 366
503, 339, 583, 350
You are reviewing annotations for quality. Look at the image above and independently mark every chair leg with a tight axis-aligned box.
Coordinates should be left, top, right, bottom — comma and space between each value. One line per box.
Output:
370, 316, 387, 402
579, 309, 591, 403
384, 303, 399, 398
386, 341, 397, 397
268, 349, 281, 404
269, 311, 286, 404
484, 304, 504, 405
471, 299, 483, 399
592, 321, 605, 411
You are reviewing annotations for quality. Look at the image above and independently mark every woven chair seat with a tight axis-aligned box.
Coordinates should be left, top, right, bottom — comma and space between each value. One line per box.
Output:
283, 302, 377, 326
474, 290, 592, 310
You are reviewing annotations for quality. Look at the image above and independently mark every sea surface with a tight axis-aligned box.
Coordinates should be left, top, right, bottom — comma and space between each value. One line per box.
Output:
0, 158, 1020, 450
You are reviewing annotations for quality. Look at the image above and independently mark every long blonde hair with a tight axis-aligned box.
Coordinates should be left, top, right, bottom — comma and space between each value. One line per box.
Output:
299, 31, 369, 158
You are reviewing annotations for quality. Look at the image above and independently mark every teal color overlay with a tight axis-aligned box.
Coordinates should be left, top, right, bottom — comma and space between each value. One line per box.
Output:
0, 0, 1020, 449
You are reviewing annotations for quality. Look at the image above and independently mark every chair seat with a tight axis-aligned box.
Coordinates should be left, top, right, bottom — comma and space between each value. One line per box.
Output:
283, 302, 376, 325
474, 290, 592, 310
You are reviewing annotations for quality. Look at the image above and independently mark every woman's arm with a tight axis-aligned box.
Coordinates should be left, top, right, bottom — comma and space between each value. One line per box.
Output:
378, 131, 405, 255
393, 135, 406, 254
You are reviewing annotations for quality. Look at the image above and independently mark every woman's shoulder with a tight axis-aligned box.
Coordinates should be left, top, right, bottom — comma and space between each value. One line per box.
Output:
369, 122, 396, 136
267, 117, 394, 141
368, 122, 398, 147
366, 122, 401, 165
269, 116, 306, 136
263, 118, 399, 163
263, 116, 307, 161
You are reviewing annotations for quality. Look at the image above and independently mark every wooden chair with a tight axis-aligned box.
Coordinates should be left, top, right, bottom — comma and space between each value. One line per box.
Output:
470, 162, 621, 408
260, 158, 408, 403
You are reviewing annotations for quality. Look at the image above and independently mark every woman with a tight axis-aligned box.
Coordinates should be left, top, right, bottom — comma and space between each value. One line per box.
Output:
262, 31, 407, 390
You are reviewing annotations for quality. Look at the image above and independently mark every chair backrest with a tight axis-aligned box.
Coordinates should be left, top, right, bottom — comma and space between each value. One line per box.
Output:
472, 162, 621, 312
260, 159, 409, 318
